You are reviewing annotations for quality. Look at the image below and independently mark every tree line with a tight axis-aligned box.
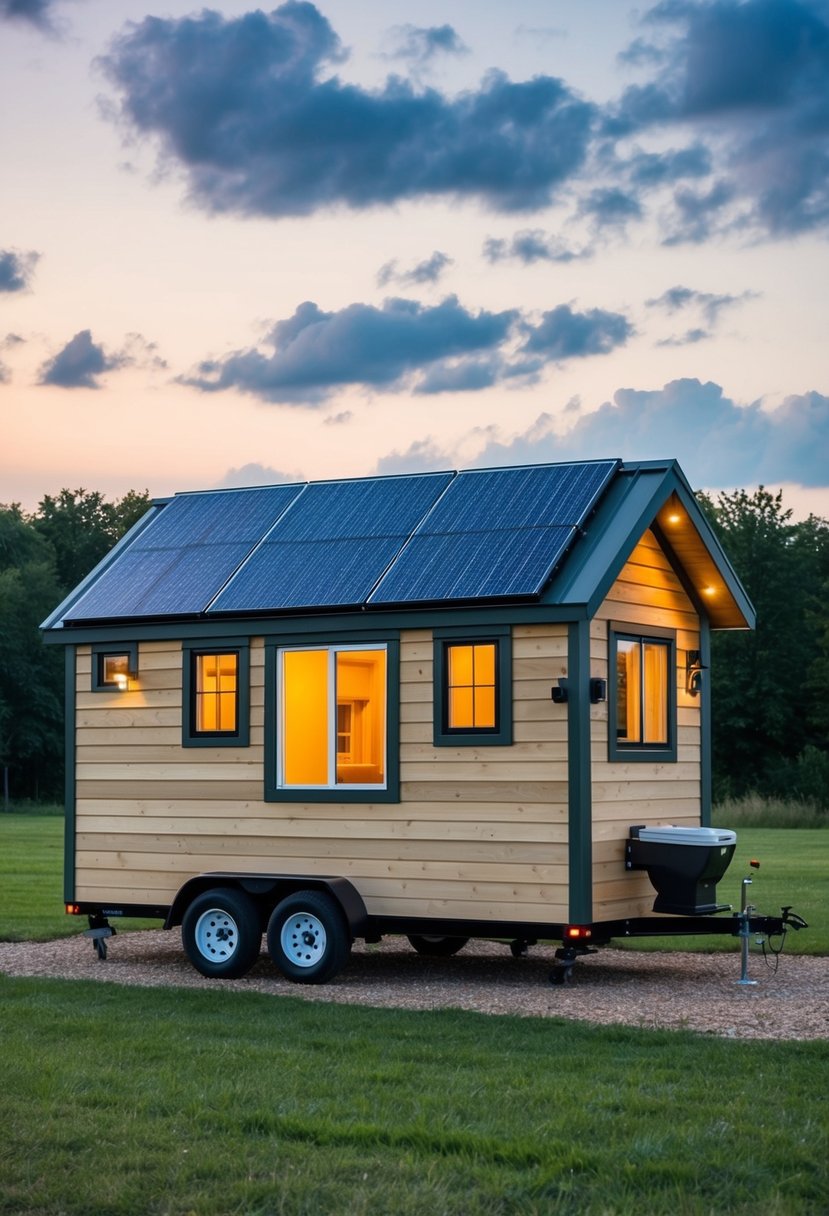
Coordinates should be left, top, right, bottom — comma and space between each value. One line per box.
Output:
0, 485, 827, 809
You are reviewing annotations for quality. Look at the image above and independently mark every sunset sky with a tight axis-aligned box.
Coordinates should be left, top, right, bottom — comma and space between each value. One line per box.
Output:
2, 0, 828, 516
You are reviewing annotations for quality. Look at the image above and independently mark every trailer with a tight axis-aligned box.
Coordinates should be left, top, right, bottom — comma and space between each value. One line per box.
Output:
42, 459, 805, 984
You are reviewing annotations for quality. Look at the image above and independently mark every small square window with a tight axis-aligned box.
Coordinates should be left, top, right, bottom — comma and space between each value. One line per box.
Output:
433, 628, 512, 747
608, 625, 677, 762
91, 643, 137, 692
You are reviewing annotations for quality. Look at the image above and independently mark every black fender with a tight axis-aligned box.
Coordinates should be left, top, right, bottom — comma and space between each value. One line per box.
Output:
165, 872, 369, 938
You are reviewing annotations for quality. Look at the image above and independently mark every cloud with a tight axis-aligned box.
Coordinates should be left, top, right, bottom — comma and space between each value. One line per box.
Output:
521, 304, 633, 360
384, 24, 469, 63
613, 0, 829, 238
0, 248, 39, 292
100, 3, 596, 218
578, 187, 643, 228
482, 230, 590, 264
217, 463, 302, 489
471, 379, 829, 488
38, 329, 130, 388
377, 251, 453, 287
646, 283, 760, 343
375, 438, 451, 476
0, 0, 59, 28
183, 295, 519, 404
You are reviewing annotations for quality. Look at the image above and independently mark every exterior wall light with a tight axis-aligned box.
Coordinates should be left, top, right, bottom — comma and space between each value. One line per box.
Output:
686, 650, 705, 697
92, 643, 138, 692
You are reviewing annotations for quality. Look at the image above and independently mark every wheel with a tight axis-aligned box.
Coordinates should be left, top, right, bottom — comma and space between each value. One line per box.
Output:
182, 887, 262, 979
406, 934, 470, 957
267, 890, 351, 985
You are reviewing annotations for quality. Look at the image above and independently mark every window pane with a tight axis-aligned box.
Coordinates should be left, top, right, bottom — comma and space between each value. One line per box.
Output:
102, 654, 130, 687
446, 641, 497, 730
336, 650, 385, 785
450, 687, 474, 728
196, 653, 237, 733
283, 650, 328, 784
643, 642, 669, 744
616, 640, 641, 743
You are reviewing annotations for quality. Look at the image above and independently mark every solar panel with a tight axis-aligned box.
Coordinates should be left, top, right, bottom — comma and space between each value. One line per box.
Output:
369, 460, 617, 604
64, 484, 302, 621
211, 472, 454, 612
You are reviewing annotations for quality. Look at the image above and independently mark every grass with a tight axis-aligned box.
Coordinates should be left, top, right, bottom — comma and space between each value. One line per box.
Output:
0, 976, 828, 1216
713, 793, 828, 829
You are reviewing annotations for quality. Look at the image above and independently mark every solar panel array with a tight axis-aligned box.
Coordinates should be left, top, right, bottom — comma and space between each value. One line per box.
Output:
60, 461, 619, 622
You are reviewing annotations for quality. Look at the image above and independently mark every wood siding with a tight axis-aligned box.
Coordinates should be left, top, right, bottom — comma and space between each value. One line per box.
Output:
73, 625, 572, 923
590, 529, 702, 920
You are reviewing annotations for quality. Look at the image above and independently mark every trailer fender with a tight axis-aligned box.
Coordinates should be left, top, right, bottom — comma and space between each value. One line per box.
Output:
165, 872, 369, 937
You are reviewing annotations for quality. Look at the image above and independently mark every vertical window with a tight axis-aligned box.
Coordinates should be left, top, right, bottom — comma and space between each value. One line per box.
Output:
609, 627, 676, 760
279, 646, 387, 789
446, 642, 497, 730
183, 639, 250, 747
433, 629, 512, 747
194, 652, 238, 734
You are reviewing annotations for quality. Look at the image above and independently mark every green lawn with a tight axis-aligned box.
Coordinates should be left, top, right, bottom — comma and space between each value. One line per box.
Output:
1, 812, 827, 1215
1, 976, 827, 1216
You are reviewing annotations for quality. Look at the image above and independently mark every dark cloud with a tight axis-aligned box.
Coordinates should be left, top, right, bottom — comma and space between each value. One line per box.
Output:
614, 0, 829, 238
38, 329, 130, 389
578, 187, 643, 228
100, 3, 596, 217
377, 251, 453, 287
646, 284, 759, 325
182, 295, 519, 404
625, 144, 712, 187
472, 379, 829, 488
0, 249, 39, 292
0, 0, 57, 28
521, 305, 633, 360
384, 24, 469, 63
482, 230, 590, 264
656, 327, 710, 347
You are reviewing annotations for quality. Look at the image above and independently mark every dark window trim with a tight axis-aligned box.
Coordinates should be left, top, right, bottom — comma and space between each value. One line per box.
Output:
91, 641, 138, 692
182, 638, 250, 748
433, 625, 512, 747
608, 622, 677, 762
264, 635, 400, 804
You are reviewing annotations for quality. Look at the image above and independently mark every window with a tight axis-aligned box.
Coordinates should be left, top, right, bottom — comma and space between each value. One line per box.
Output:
278, 645, 387, 789
182, 639, 250, 747
91, 642, 137, 692
433, 627, 512, 747
608, 625, 676, 761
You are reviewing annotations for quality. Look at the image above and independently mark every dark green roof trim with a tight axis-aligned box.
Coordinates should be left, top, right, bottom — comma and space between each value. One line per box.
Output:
700, 616, 713, 827
567, 620, 592, 924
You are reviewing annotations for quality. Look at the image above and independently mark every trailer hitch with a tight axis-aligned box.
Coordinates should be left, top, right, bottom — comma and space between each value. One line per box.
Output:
780, 906, 808, 932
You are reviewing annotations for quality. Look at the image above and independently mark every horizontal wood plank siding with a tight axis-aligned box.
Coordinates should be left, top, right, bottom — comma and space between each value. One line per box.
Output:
590, 529, 703, 920
74, 627, 571, 923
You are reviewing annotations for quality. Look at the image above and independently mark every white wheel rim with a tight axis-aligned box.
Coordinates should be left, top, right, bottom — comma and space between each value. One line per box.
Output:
194, 907, 239, 962
281, 912, 327, 968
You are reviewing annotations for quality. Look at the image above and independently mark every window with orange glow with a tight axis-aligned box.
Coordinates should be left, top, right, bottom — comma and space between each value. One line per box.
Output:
279, 646, 386, 788
610, 628, 675, 759
446, 642, 497, 730
194, 652, 239, 734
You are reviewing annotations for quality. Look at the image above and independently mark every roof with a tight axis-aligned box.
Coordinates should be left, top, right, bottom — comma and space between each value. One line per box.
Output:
41, 458, 754, 633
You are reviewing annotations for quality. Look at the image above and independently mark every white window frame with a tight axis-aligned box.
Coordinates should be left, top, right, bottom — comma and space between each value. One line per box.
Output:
276, 643, 388, 792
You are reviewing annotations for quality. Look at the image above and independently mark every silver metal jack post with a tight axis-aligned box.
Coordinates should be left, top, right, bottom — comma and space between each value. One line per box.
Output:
736, 876, 758, 986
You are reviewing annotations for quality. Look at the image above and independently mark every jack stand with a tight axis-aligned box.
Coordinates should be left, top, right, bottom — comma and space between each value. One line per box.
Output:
736, 875, 758, 986
83, 914, 115, 960
549, 944, 596, 986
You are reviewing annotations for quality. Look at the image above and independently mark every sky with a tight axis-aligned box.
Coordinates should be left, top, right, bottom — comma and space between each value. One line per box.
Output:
2, 0, 828, 517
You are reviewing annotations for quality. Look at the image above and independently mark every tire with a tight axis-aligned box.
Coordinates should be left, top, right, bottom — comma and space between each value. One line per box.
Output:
267, 890, 351, 984
407, 934, 470, 957
182, 887, 262, 979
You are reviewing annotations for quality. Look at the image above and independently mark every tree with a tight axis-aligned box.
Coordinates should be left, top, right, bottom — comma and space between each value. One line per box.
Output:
32, 487, 151, 592
0, 507, 65, 805
698, 487, 829, 803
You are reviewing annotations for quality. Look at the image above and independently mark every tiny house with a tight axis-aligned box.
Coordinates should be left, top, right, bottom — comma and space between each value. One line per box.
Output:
42, 459, 757, 983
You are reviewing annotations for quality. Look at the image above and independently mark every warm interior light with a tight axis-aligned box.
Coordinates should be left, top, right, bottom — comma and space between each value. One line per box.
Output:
667, 512, 682, 524
703, 586, 716, 597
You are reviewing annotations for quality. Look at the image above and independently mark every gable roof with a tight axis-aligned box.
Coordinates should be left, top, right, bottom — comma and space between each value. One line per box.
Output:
41, 458, 754, 633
